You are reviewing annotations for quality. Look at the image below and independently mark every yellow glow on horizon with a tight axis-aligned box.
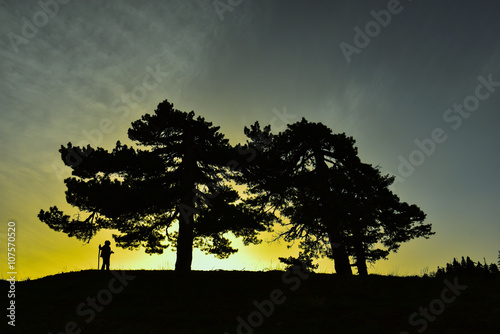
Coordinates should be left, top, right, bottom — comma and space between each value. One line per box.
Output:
0, 160, 436, 282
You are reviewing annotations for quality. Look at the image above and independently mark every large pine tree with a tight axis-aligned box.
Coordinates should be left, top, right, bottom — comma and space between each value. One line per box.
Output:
336, 161, 431, 275
239, 119, 357, 274
39, 100, 272, 272
238, 118, 433, 275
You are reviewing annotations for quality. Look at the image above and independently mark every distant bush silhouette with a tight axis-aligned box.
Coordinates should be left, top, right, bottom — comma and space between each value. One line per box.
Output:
279, 253, 318, 272
435, 256, 499, 278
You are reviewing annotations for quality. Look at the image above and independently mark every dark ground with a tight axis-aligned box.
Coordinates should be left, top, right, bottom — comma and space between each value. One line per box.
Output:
2, 269, 499, 334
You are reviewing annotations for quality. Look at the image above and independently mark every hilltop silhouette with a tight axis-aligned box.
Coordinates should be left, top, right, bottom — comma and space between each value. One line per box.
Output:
4, 269, 499, 333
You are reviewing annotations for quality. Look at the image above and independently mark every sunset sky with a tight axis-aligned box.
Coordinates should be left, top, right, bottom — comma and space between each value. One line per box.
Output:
1, 0, 499, 280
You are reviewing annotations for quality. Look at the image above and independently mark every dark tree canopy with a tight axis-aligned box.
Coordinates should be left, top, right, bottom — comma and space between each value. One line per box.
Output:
238, 118, 433, 275
39, 100, 272, 272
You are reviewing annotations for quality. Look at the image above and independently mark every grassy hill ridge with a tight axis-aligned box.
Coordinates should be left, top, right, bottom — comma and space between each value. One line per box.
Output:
3, 270, 499, 333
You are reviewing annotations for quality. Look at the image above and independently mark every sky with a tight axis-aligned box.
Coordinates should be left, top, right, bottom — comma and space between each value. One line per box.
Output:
1, 0, 499, 280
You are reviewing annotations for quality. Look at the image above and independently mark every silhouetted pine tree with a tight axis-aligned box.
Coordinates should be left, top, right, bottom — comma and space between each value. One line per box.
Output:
238, 119, 355, 275
483, 259, 490, 275
278, 253, 318, 272
460, 256, 467, 270
39, 100, 273, 272
465, 256, 476, 274
239, 118, 432, 275
477, 261, 484, 271
452, 258, 461, 272
339, 160, 430, 275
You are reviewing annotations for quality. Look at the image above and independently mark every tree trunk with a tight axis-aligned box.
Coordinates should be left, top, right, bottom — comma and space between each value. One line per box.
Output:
354, 241, 368, 276
327, 229, 352, 275
175, 202, 194, 272
314, 149, 352, 275
176, 170, 195, 272
175, 125, 196, 273
351, 223, 368, 276
175, 168, 195, 272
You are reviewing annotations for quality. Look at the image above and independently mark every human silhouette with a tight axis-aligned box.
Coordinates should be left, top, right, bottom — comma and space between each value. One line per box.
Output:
99, 240, 114, 270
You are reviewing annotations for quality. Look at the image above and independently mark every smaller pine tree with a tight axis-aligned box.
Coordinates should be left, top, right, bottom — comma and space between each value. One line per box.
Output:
279, 253, 318, 273
452, 258, 460, 272
465, 256, 475, 274
483, 259, 490, 274
461, 256, 467, 269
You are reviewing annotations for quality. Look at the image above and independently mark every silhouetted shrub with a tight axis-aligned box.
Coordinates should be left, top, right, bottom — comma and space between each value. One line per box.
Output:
279, 254, 318, 273
435, 256, 499, 278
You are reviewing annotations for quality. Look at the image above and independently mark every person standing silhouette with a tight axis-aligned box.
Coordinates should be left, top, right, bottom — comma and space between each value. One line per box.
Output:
99, 240, 114, 270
